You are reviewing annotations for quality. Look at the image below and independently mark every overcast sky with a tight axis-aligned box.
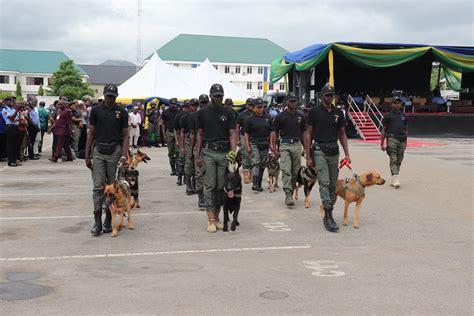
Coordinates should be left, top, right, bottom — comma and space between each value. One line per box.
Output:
1, 0, 472, 65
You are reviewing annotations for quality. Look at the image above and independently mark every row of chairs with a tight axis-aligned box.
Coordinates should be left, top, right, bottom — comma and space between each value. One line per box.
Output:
370, 97, 473, 113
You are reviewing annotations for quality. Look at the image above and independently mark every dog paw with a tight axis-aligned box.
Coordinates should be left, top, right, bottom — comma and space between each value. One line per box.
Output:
353, 225, 359, 229
136, 205, 141, 208
343, 222, 348, 226
128, 225, 135, 230
111, 231, 118, 237
231, 225, 237, 231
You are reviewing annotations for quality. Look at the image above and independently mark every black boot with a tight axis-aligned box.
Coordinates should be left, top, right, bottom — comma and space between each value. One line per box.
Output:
176, 175, 183, 186
252, 176, 259, 191
191, 176, 197, 194
198, 190, 205, 208
257, 168, 264, 192
102, 206, 112, 233
185, 176, 193, 195
91, 210, 102, 236
324, 206, 339, 232
170, 163, 176, 176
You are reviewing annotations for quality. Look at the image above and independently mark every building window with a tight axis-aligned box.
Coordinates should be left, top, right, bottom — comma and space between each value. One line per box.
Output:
235, 66, 241, 74
224, 65, 230, 74
47, 78, 53, 86
269, 83, 274, 90
213, 64, 218, 70
14, 76, 17, 84
257, 82, 263, 90
173, 63, 179, 67
279, 82, 285, 90
258, 66, 263, 74
247, 66, 252, 74
246, 82, 252, 90
26, 77, 44, 85
0, 75, 9, 84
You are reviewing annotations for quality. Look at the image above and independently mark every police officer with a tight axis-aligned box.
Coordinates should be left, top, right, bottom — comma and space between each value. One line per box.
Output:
1, 97, 22, 167
224, 98, 238, 118
270, 92, 306, 206
161, 98, 179, 175
381, 92, 408, 188
244, 97, 272, 192
179, 99, 196, 194
236, 98, 255, 184
196, 84, 237, 233
85, 84, 129, 236
190, 94, 209, 208
305, 84, 350, 232
146, 101, 161, 148
174, 100, 186, 186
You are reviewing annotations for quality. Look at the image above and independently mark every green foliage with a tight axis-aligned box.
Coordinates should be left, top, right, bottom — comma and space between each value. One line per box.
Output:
16, 80, 22, 99
0, 90, 14, 100
38, 84, 44, 96
48, 60, 94, 100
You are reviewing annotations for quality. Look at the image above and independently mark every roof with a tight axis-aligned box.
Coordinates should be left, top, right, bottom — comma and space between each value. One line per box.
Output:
155, 34, 288, 65
100, 59, 136, 66
0, 49, 85, 74
79, 65, 137, 85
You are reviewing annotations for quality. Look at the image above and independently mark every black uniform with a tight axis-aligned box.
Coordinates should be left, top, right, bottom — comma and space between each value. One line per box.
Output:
306, 105, 345, 143
89, 104, 129, 144
244, 114, 272, 183
272, 110, 306, 141
162, 107, 179, 131
236, 110, 253, 135
382, 109, 408, 176
197, 106, 236, 142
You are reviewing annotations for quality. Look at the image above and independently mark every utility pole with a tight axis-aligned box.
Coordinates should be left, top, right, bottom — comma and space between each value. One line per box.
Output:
136, 0, 142, 72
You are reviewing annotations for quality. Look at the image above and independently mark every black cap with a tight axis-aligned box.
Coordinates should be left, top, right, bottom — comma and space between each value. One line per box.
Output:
4, 96, 13, 101
103, 84, 118, 97
199, 94, 209, 103
190, 98, 199, 106
245, 98, 255, 105
183, 99, 190, 107
287, 92, 298, 101
392, 90, 404, 102
320, 83, 335, 96
169, 98, 178, 105
210, 83, 224, 97
224, 98, 233, 105
254, 98, 264, 106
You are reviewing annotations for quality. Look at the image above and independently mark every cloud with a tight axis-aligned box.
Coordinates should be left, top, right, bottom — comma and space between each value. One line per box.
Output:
1, 0, 472, 64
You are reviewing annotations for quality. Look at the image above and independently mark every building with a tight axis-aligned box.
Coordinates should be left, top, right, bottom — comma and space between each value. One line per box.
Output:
154, 34, 288, 97
0, 49, 86, 99
79, 64, 137, 97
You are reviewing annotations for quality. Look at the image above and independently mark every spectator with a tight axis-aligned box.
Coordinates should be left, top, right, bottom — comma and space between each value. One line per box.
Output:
18, 102, 29, 161
49, 101, 73, 162
1, 97, 22, 167
26, 98, 40, 160
0, 99, 6, 161
37, 101, 49, 154
128, 106, 141, 148
70, 101, 82, 156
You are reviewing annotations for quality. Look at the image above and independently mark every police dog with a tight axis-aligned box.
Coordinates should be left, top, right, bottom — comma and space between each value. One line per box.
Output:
293, 166, 318, 208
320, 171, 385, 229
126, 168, 140, 208
223, 162, 242, 232
128, 149, 151, 169
103, 180, 134, 237
267, 153, 280, 193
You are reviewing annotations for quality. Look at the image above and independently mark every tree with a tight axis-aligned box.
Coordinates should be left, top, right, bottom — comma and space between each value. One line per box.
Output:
16, 80, 22, 99
48, 60, 94, 100
38, 84, 44, 96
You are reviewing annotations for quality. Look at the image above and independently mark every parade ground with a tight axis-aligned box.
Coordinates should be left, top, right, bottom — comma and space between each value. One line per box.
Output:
0, 137, 472, 315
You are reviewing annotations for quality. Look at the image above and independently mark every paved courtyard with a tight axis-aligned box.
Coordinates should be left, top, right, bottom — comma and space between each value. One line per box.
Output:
0, 137, 472, 315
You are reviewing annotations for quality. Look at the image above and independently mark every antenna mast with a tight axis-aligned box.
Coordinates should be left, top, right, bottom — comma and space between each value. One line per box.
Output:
136, 0, 142, 70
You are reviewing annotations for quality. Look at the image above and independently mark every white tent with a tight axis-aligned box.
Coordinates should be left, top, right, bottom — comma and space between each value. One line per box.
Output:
117, 53, 249, 101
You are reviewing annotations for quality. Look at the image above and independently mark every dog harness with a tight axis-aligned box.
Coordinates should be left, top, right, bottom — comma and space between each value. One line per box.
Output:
343, 175, 366, 198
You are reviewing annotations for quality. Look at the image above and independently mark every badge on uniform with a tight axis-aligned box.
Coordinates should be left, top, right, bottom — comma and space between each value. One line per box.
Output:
115, 111, 121, 119
219, 115, 227, 122
334, 114, 339, 123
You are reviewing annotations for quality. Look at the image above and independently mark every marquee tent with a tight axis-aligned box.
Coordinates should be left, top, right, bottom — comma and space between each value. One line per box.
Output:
117, 53, 249, 102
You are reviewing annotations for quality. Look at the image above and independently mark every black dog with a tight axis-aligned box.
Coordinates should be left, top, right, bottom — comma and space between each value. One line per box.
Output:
223, 165, 242, 232
293, 166, 318, 208
126, 169, 140, 208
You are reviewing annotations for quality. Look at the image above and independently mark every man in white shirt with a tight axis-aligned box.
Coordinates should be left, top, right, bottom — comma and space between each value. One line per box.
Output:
128, 106, 142, 148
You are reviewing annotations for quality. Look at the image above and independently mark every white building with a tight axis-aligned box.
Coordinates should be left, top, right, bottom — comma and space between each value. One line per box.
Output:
154, 34, 288, 98
0, 49, 86, 99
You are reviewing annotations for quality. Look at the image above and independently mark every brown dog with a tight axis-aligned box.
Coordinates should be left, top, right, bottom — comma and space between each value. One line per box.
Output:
128, 149, 151, 169
104, 180, 134, 237
320, 171, 385, 229
267, 154, 280, 193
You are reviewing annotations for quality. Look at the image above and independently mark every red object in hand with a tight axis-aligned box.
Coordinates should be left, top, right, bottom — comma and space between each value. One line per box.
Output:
339, 158, 352, 170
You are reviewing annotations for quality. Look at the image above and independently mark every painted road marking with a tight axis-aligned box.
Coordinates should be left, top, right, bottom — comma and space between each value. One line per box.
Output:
0, 189, 192, 197
0, 245, 312, 262
303, 260, 345, 277
262, 222, 291, 232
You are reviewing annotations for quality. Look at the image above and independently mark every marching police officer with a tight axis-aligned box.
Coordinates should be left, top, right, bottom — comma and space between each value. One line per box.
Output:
174, 101, 186, 186
270, 92, 306, 206
236, 98, 255, 184
196, 84, 237, 233
190, 94, 209, 208
162, 98, 179, 175
146, 101, 161, 147
85, 84, 129, 236
305, 84, 350, 232
244, 97, 272, 192
381, 91, 408, 188
180, 99, 197, 194
224, 98, 238, 118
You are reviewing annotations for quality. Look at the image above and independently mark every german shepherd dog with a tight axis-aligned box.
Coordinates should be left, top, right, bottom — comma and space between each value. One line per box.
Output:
104, 180, 134, 237
126, 168, 140, 208
293, 166, 318, 208
320, 171, 385, 229
128, 149, 151, 169
267, 153, 280, 193
223, 162, 242, 232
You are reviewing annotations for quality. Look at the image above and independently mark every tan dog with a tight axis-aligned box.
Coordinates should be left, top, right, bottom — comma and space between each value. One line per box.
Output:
128, 149, 151, 169
320, 171, 385, 229
267, 154, 280, 193
104, 180, 134, 237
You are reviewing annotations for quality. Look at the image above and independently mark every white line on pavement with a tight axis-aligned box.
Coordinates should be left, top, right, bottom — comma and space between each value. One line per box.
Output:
0, 245, 312, 262
0, 189, 188, 196
0, 209, 267, 221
